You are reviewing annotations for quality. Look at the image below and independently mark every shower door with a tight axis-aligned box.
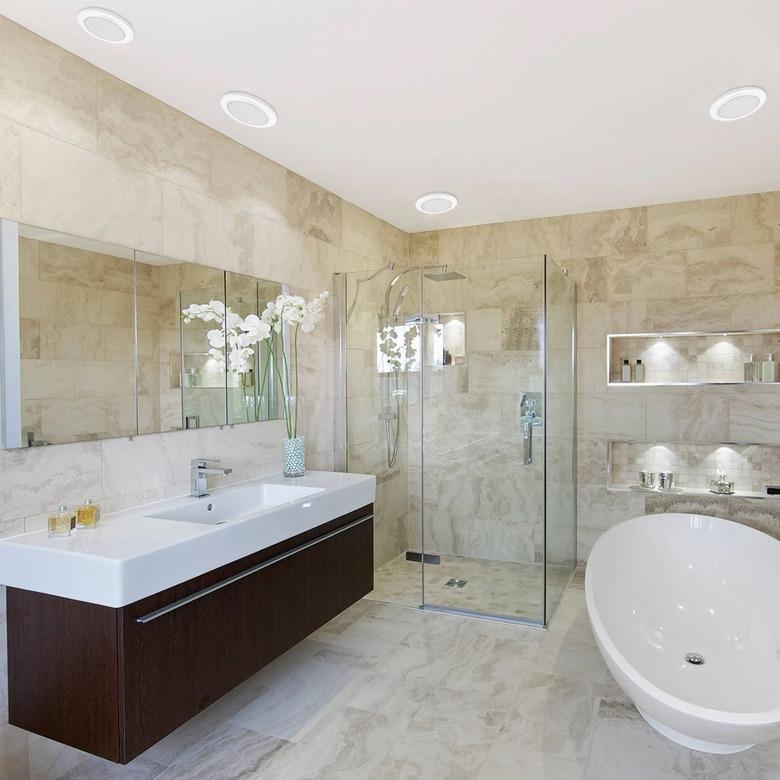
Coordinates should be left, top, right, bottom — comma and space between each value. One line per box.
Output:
417, 257, 547, 623
338, 256, 576, 626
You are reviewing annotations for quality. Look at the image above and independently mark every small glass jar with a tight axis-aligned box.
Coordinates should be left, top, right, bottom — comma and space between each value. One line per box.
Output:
76, 498, 101, 529
48, 505, 73, 538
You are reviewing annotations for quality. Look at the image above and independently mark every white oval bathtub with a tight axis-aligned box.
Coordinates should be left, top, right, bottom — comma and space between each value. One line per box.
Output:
585, 512, 780, 754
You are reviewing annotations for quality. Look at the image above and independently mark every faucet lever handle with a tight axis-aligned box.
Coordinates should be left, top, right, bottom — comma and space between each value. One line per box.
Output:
192, 457, 221, 468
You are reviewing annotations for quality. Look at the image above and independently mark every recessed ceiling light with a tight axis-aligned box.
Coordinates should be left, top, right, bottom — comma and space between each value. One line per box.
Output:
220, 92, 278, 128
77, 7, 134, 44
415, 192, 458, 214
709, 86, 767, 122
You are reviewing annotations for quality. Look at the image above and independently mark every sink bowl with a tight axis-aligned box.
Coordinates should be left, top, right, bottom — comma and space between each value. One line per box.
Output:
145, 483, 325, 525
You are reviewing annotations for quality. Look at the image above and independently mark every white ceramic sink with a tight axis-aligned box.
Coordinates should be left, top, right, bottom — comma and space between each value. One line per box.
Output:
145, 483, 325, 525
0, 471, 375, 607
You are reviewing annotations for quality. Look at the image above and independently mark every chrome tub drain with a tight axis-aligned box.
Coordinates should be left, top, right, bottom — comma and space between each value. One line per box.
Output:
685, 652, 705, 666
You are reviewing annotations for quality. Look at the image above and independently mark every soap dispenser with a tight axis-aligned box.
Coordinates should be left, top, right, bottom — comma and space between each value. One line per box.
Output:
634, 359, 645, 382
621, 358, 631, 382
762, 353, 777, 383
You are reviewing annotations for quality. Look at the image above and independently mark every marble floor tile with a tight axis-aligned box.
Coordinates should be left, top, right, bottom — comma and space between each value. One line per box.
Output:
260, 704, 405, 779
228, 639, 366, 742
584, 714, 691, 779
0, 724, 29, 780
690, 740, 780, 779
153, 724, 285, 780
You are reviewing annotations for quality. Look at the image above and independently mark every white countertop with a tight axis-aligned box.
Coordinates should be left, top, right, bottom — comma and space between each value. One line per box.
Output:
0, 471, 375, 608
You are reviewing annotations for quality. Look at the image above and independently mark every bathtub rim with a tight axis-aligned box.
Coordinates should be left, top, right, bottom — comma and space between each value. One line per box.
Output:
585, 511, 780, 729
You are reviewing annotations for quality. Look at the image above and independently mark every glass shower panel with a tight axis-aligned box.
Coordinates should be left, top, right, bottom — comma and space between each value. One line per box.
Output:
544, 261, 577, 621
420, 258, 546, 623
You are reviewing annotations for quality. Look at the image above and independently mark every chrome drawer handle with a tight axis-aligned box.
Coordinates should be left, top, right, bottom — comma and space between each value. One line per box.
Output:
135, 513, 373, 624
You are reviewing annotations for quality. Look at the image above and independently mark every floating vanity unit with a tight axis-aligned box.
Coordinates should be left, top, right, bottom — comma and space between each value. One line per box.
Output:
0, 471, 375, 764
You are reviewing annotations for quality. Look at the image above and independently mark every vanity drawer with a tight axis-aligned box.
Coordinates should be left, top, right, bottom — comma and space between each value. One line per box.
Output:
118, 506, 373, 761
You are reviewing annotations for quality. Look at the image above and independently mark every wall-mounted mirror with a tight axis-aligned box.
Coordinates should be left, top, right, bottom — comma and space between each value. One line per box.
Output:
0, 220, 284, 448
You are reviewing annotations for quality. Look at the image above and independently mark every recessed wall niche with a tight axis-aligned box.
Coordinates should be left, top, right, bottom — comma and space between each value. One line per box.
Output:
607, 330, 780, 386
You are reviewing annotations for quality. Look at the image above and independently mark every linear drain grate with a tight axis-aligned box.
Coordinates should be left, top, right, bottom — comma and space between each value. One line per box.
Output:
444, 578, 468, 588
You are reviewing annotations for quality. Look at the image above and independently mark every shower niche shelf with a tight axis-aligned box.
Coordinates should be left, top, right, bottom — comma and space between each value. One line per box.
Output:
606, 440, 780, 500
606, 328, 780, 387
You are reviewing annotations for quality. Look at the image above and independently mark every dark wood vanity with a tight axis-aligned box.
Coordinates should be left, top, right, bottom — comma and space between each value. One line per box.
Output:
6, 504, 373, 763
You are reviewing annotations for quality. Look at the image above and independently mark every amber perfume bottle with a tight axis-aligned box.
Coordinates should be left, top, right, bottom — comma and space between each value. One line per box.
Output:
48, 505, 73, 538
76, 498, 101, 529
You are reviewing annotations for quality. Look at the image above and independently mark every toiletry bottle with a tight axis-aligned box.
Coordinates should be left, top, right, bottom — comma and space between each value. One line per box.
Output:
762, 353, 777, 383
621, 358, 631, 382
76, 498, 101, 529
743, 353, 756, 382
48, 505, 73, 538
634, 359, 645, 382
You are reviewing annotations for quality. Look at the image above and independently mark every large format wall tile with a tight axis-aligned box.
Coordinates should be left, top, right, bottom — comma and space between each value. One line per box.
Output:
646, 392, 730, 442
731, 191, 780, 244
209, 133, 287, 225
570, 207, 646, 257
606, 252, 686, 301
0, 17, 97, 151
0, 117, 20, 220
686, 243, 775, 297
501, 215, 571, 260
729, 393, 780, 445
341, 201, 384, 266
577, 394, 646, 441
21, 129, 163, 252
647, 197, 730, 250
97, 74, 213, 194
287, 171, 341, 245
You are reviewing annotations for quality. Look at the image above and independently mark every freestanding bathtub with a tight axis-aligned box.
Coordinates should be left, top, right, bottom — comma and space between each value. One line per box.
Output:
585, 512, 780, 754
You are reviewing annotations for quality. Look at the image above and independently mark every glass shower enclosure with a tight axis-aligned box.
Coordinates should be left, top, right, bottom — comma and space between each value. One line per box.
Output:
336, 256, 576, 626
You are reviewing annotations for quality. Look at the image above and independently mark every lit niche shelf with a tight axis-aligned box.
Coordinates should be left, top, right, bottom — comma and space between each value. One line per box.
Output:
606, 329, 780, 387
606, 440, 780, 501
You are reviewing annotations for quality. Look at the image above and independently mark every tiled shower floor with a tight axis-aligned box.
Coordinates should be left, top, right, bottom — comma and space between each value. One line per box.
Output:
368, 552, 574, 621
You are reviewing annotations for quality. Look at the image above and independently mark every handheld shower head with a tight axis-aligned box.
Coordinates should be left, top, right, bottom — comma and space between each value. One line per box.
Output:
392, 285, 410, 318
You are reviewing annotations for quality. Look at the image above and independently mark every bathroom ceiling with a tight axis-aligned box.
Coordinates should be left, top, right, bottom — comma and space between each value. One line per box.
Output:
3, 1, 779, 232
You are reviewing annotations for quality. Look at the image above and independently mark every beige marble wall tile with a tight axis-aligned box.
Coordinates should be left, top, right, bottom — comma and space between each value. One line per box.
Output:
0, 441, 101, 523
566, 257, 606, 303
162, 182, 254, 272
467, 308, 502, 352
0, 17, 97, 150
341, 201, 383, 266
686, 243, 775, 297
439, 224, 500, 265
409, 231, 439, 266
643, 295, 731, 332
382, 221, 408, 268
501, 215, 571, 260
21, 128, 163, 252
209, 132, 287, 224
0, 117, 20, 219
570, 207, 646, 257
729, 393, 780, 446
577, 393, 646, 441
607, 252, 686, 301
646, 392, 730, 442
287, 171, 341, 245
21, 359, 75, 400
647, 197, 730, 250
731, 191, 780, 244
97, 74, 213, 194
729, 292, 780, 330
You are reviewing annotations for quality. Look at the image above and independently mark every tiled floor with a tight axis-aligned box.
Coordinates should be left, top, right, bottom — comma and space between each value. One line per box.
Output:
369, 552, 574, 620
2, 569, 779, 779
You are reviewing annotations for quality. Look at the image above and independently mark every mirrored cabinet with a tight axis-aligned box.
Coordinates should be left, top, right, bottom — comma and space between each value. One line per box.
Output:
0, 219, 285, 448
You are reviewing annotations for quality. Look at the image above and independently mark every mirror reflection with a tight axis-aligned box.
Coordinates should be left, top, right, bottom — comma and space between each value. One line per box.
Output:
4, 223, 285, 448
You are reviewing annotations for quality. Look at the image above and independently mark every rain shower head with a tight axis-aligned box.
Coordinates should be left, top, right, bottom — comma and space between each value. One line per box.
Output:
424, 264, 466, 281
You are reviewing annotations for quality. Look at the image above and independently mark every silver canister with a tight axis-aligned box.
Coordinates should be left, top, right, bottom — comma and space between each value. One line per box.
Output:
658, 471, 675, 490
639, 470, 656, 489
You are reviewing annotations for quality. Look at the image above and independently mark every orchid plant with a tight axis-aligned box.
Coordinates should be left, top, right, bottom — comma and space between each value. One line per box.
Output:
182, 291, 329, 437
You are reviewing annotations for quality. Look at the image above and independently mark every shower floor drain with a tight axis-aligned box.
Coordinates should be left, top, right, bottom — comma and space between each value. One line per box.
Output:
444, 578, 468, 588
685, 653, 705, 665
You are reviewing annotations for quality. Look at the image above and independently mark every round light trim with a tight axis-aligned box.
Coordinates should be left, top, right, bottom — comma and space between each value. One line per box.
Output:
415, 192, 458, 214
77, 7, 134, 44
220, 92, 278, 128
709, 86, 767, 122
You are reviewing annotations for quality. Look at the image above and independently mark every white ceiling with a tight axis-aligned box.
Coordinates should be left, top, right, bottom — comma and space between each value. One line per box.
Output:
3, 1, 780, 232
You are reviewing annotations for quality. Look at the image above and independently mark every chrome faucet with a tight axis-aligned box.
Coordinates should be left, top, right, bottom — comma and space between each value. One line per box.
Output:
190, 458, 232, 497
519, 393, 543, 465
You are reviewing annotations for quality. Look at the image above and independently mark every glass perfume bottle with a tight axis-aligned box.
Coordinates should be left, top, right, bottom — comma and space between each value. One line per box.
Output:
48, 505, 73, 538
76, 498, 101, 529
